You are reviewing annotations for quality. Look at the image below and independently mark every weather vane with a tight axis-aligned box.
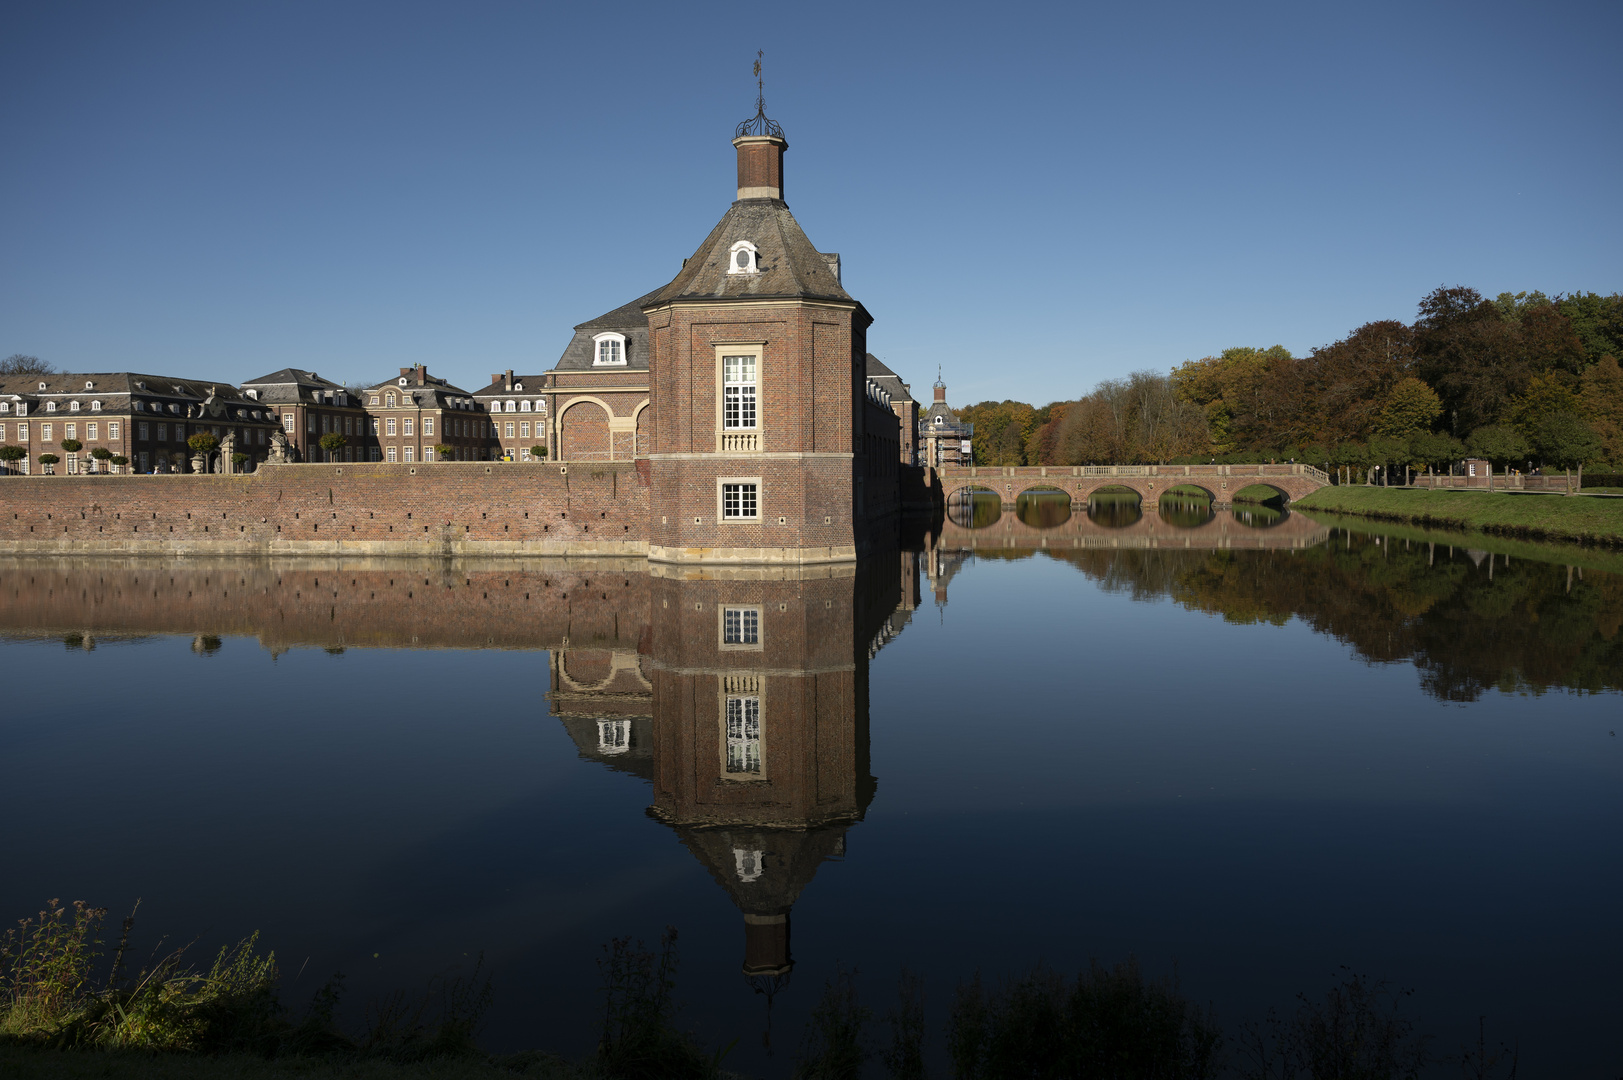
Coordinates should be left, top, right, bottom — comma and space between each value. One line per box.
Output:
736, 49, 784, 139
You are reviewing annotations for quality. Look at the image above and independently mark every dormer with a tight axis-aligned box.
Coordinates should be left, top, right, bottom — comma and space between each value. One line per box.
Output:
593, 331, 628, 366
727, 240, 761, 275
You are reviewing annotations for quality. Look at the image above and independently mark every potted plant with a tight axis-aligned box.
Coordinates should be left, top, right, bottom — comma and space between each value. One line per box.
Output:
434, 444, 454, 461
232, 452, 250, 472
110, 455, 130, 473
530, 445, 547, 461
317, 432, 347, 461
39, 452, 60, 475
0, 445, 25, 474
90, 446, 113, 474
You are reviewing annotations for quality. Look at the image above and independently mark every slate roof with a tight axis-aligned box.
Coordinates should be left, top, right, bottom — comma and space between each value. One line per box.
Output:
550, 288, 662, 373
647, 199, 850, 306
864, 354, 915, 405
360, 372, 477, 409
471, 375, 550, 398
240, 368, 351, 405
0, 372, 276, 422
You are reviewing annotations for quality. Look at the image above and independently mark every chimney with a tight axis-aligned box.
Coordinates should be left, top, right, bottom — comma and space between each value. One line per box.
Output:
505, 369, 514, 390
415, 364, 427, 385
733, 133, 787, 201
489, 373, 501, 387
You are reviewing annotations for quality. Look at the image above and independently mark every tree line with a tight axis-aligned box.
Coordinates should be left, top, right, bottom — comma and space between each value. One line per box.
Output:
960, 287, 1623, 480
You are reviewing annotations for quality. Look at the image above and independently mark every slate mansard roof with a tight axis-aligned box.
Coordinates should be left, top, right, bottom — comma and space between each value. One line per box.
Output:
549, 288, 664, 373
649, 199, 851, 307
0, 372, 277, 423
239, 368, 351, 405
864, 354, 915, 406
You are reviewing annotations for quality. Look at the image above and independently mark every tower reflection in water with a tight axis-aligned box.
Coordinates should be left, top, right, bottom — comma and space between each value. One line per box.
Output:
549, 554, 917, 998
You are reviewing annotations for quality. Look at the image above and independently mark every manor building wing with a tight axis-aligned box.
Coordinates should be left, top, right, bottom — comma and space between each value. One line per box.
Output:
359, 365, 489, 463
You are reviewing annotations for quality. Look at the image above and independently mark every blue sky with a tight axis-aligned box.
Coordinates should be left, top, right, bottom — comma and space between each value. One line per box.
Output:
3, 0, 1619, 404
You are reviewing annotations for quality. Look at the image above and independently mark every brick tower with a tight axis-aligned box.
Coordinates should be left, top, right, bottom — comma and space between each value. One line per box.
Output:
643, 97, 875, 564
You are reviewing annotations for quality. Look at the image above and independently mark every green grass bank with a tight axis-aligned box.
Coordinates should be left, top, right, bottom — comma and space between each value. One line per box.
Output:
1232, 484, 1283, 504
1294, 486, 1623, 547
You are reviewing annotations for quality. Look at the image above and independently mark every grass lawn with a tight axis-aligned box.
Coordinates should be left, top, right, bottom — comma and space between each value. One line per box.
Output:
1293, 486, 1623, 546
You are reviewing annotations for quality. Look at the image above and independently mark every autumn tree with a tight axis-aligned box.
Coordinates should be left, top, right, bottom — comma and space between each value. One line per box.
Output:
1508, 373, 1584, 440
1579, 355, 1623, 463
1376, 377, 1442, 439
1465, 425, 1531, 469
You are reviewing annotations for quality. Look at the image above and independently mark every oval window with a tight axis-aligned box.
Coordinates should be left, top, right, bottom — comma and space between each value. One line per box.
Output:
735, 250, 750, 269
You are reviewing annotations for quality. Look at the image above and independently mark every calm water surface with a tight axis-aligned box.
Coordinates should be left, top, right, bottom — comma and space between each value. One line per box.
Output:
3, 515, 1621, 1076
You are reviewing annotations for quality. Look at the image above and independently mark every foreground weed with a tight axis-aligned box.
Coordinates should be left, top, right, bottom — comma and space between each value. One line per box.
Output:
597, 927, 718, 1080
948, 958, 1219, 1080
1237, 967, 1428, 1080
795, 966, 869, 1080
880, 968, 926, 1080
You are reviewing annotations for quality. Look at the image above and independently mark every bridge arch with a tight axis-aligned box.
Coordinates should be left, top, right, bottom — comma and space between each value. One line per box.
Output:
945, 484, 1002, 529
1013, 485, 1072, 529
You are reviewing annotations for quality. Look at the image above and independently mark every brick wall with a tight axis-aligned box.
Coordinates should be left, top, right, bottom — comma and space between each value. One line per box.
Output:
0, 461, 649, 556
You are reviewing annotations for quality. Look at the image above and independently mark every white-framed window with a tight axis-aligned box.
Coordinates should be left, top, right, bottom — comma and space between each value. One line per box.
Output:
386, 418, 397, 436
519, 446, 531, 461
87, 423, 98, 439
727, 239, 761, 275
720, 479, 760, 521
734, 848, 765, 882
65, 423, 76, 439
386, 392, 397, 407
423, 417, 433, 436
108, 422, 119, 439
721, 606, 761, 649
597, 720, 630, 755
369, 394, 379, 405
69, 401, 80, 412
519, 421, 530, 438
505, 421, 515, 438
386, 446, 397, 462
90, 401, 101, 412
17, 422, 26, 440
725, 696, 761, 776
283, 413, 295, 432
505, 400, 516, 412
403, 417, 414, 436
593, 332, 627, 366
45, 402, 56, 413
723, 355, 757, 428
519, 400, 531, 412
42, 423, 53, 440
403, 445, 414, 462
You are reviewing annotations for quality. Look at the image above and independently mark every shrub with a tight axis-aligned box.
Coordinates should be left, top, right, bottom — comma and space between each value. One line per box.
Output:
186, 432, 219, 455
948, 959, 1220, 1080
530, 445, 548, 461
38, 453, 59, 466
1236, 968, 1428, 1080
435, 444, 455, 460
110, 455, 129, 468
597, 927, 716, 1080
59, 438, 82, 454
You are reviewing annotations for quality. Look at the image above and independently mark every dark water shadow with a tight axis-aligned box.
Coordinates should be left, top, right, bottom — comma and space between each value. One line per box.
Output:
947, 490, 1002, 529
1088, 491, 1142, 528
1015, 490, 1072, 529
1232, 504, 1290, 529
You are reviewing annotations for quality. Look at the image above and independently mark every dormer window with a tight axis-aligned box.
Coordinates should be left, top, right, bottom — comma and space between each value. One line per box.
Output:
385, 392, 397, 408
38, 382, 47, 391
398, 377, 407, 387
513, 382, 523, 391
244, 389, 258, 400
90, 401, 101, 411
46, 402, 57, 413
84, 381, 94, 390
593, 332, 627, 366
519, 400, 531, 412
934, 416, 943, 425
727, 240, 761, 275
69, 401, 80, 412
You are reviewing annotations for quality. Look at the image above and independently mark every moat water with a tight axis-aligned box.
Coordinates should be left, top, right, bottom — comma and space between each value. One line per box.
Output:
3, 509, 1621, 1076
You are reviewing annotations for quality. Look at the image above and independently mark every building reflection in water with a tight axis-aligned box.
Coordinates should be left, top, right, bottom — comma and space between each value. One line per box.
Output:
550, 554, 920, 999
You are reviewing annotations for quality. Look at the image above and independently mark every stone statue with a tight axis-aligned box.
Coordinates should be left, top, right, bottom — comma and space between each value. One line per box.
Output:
267, 429, 293, 464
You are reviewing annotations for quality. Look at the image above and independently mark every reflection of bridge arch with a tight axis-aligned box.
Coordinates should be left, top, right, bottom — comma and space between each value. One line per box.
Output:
1014, 487, 1072, 529
936, 505, 1332, 552
939, 463, 1329, 509
945, 485, 1002, 529
556, 648, 654, 693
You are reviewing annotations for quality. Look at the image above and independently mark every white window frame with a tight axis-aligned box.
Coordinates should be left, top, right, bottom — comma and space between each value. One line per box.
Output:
719, 605, 763, 651
423, 417, 433, 436
592, 332, 627, 367
719, 674, 764, 780
108, 422, 119, 439
718, 477, 761, 522
386, 445, 397, 462
403, 417, 414, 437
597, 720, 631, 755
727, 240, 761, 275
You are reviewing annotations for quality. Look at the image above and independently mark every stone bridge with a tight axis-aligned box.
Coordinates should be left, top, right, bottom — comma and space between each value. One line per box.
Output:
937, 463, 1330, 509
936, 504, 1333, 552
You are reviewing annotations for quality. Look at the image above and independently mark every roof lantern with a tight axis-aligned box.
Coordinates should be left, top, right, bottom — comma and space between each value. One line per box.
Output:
733, 51, 787, 202
934, 366, 947, 402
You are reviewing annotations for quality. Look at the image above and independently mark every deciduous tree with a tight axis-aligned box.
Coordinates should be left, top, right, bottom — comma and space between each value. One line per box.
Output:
1376, 377, 1442, 439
